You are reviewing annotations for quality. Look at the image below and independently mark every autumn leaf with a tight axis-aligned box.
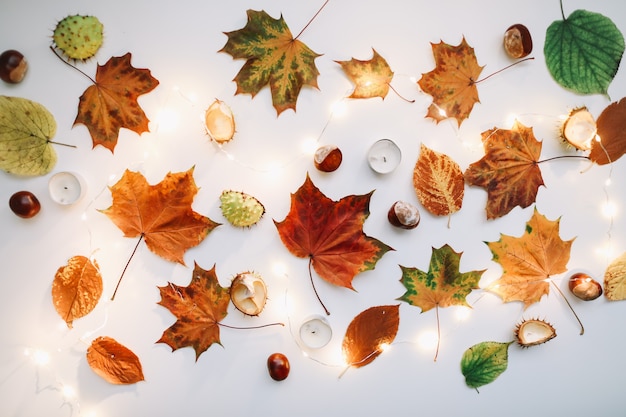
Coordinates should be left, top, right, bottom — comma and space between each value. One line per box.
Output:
274, 174, 393, 314
399, 244, 483, 360
417, 37, 484, 126
486, 207, 575, 309
52, 255, 103, 328
86, 336, 144, 385
413, 143, 464, 222
101, 168, 220, 299
74, 53, 159, 152
544, 8, 624, 95
0, 96, 58, 176
336, 49, 394, 99
604, 251, 626, 301
589, 97, 626, 165
219, 9, 321, 115
342, 305, 399, 371
464, 120, 544, 219
461, 341, 513, 391
156, 262, 230, 360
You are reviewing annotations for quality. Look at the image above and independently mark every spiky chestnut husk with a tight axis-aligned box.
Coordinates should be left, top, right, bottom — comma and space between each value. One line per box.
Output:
220, 190, 265, 227
514, 318, 556, 347
230, 271, 267, 316
52, 15, 103, 60
560, 106, 597, 151
205, 99, 236, 143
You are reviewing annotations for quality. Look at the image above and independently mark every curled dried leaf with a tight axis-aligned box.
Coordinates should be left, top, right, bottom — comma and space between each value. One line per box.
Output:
86, 336, 144, 384
52, 255, 103, 328
604, 251, 626, 300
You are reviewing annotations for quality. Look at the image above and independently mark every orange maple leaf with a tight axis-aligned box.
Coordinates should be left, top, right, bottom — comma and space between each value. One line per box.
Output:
336, 49, 394, 99
156, 263, 230, 361
74, 53, 159, 152
274, 174, 393, 313
590, 97, 626, 165
486, 208, 575, 309
464, 120, 544, 219
101, 168, 220, 264
417, 37, 484, 126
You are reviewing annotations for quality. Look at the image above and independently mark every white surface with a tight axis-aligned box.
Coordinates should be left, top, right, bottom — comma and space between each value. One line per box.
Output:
1, 1, 625, 416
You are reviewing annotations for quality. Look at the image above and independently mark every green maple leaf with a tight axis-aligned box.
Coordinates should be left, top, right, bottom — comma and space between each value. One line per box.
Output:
544, 7, 625, 95
398, 244, 484, 360
219, 9, 321, 115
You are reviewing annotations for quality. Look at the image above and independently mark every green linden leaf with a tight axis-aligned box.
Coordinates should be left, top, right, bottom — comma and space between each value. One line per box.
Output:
219, 9, 321, 115
544, 8, 625, 95
461, 341, 513, 390
0, 96, 58, 176
398, 244, 483, 313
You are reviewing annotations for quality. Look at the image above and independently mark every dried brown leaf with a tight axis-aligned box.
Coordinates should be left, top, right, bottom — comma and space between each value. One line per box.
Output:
590, 97, 626, 165
604, 251, 626, 300
52, 255, 103, 328
86, 336, 144, 385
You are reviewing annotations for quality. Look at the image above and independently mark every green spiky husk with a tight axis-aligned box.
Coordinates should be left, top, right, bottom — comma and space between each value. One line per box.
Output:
220, 190, 265, 227
53, 15, 103, 60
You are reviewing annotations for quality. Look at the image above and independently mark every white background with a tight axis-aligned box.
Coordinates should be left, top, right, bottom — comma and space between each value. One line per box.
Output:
1, 1, 626, 416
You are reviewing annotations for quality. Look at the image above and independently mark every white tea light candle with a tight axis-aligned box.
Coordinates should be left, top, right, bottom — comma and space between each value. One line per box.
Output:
48, 172, 85, 205
299, 315, 332, 349
367, 139, 401, 173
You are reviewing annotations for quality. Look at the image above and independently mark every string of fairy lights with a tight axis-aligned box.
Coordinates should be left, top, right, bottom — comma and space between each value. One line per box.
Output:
8, 74, 620, 415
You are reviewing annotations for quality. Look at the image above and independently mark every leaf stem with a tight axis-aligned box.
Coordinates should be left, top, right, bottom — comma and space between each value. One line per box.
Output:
111, 234, 144, 300
294, 0, 330, 41
434, 304, 441, 362
49, 45, 96, 84
559, 0, 566, 20
387, 83, 415, 103
48, 140, 77, 148
218, 321, 284, 330
308, 257, 330, 315
537, 155, 590, 164
551, 280, 584, 335
473, 57, 535, 85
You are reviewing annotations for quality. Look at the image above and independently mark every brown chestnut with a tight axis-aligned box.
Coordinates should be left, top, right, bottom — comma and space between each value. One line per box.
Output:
314, 145, 342, 172
568, 272, 602, 301
267, 352, 290, 381
387, 201, 420, 230
503, 24, 533, 59
9, 191, 41, 218
0, 50, 28, 83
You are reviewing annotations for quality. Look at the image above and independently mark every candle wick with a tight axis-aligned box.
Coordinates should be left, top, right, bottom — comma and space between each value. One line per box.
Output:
383, 156, 387, 162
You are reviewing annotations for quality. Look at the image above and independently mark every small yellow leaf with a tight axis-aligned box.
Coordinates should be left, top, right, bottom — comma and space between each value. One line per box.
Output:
604, 252, 626, 300
52, 255, 103, 328
86, 336, 144, 385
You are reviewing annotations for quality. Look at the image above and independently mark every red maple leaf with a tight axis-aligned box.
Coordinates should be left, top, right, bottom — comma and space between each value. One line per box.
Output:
274, 174, 393, 313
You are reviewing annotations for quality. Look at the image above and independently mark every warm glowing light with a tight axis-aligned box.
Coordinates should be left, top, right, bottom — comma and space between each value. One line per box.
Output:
409, 76, 418, 83
438, 107, 447, 118
416, 329, 439, 351
606, 178, 612, 187
300, 137, 319, 156
454, 306, 472, 321
505, 113, 518, 126
29, 349, 50, 366
153, 107, 180, 133
602, 201, 618, 218
595, 243, 616, 261
331, 100, 347, 118
379, 342, 391, 353
61, 384, 76, 399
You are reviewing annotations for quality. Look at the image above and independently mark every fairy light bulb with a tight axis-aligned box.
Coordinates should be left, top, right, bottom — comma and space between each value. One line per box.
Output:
300, 136, 319, 155
416, 329, 439, 351
330, 99, 347, 118
378, 342, 391, 353
61, 384, 76, 399
602, 201, 618, 218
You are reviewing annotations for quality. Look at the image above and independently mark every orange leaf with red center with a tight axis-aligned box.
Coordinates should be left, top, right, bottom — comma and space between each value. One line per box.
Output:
418, 37, 484, 126
486, 208, 575, 309
336, 49, 394, 99
342, 305, 400, 370
274, 174, 393, 291
413, 143, 464, 220
156, 263, 230, 360
590, 97, 626, 165
101, 168, 219, 265
464, 120, 544, 219
75, 53, 159, 152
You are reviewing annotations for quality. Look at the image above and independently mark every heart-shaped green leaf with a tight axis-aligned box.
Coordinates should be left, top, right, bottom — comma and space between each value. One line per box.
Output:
0, 96, 58, 176
461, 341, 512, 390
544, 9, 625, 95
